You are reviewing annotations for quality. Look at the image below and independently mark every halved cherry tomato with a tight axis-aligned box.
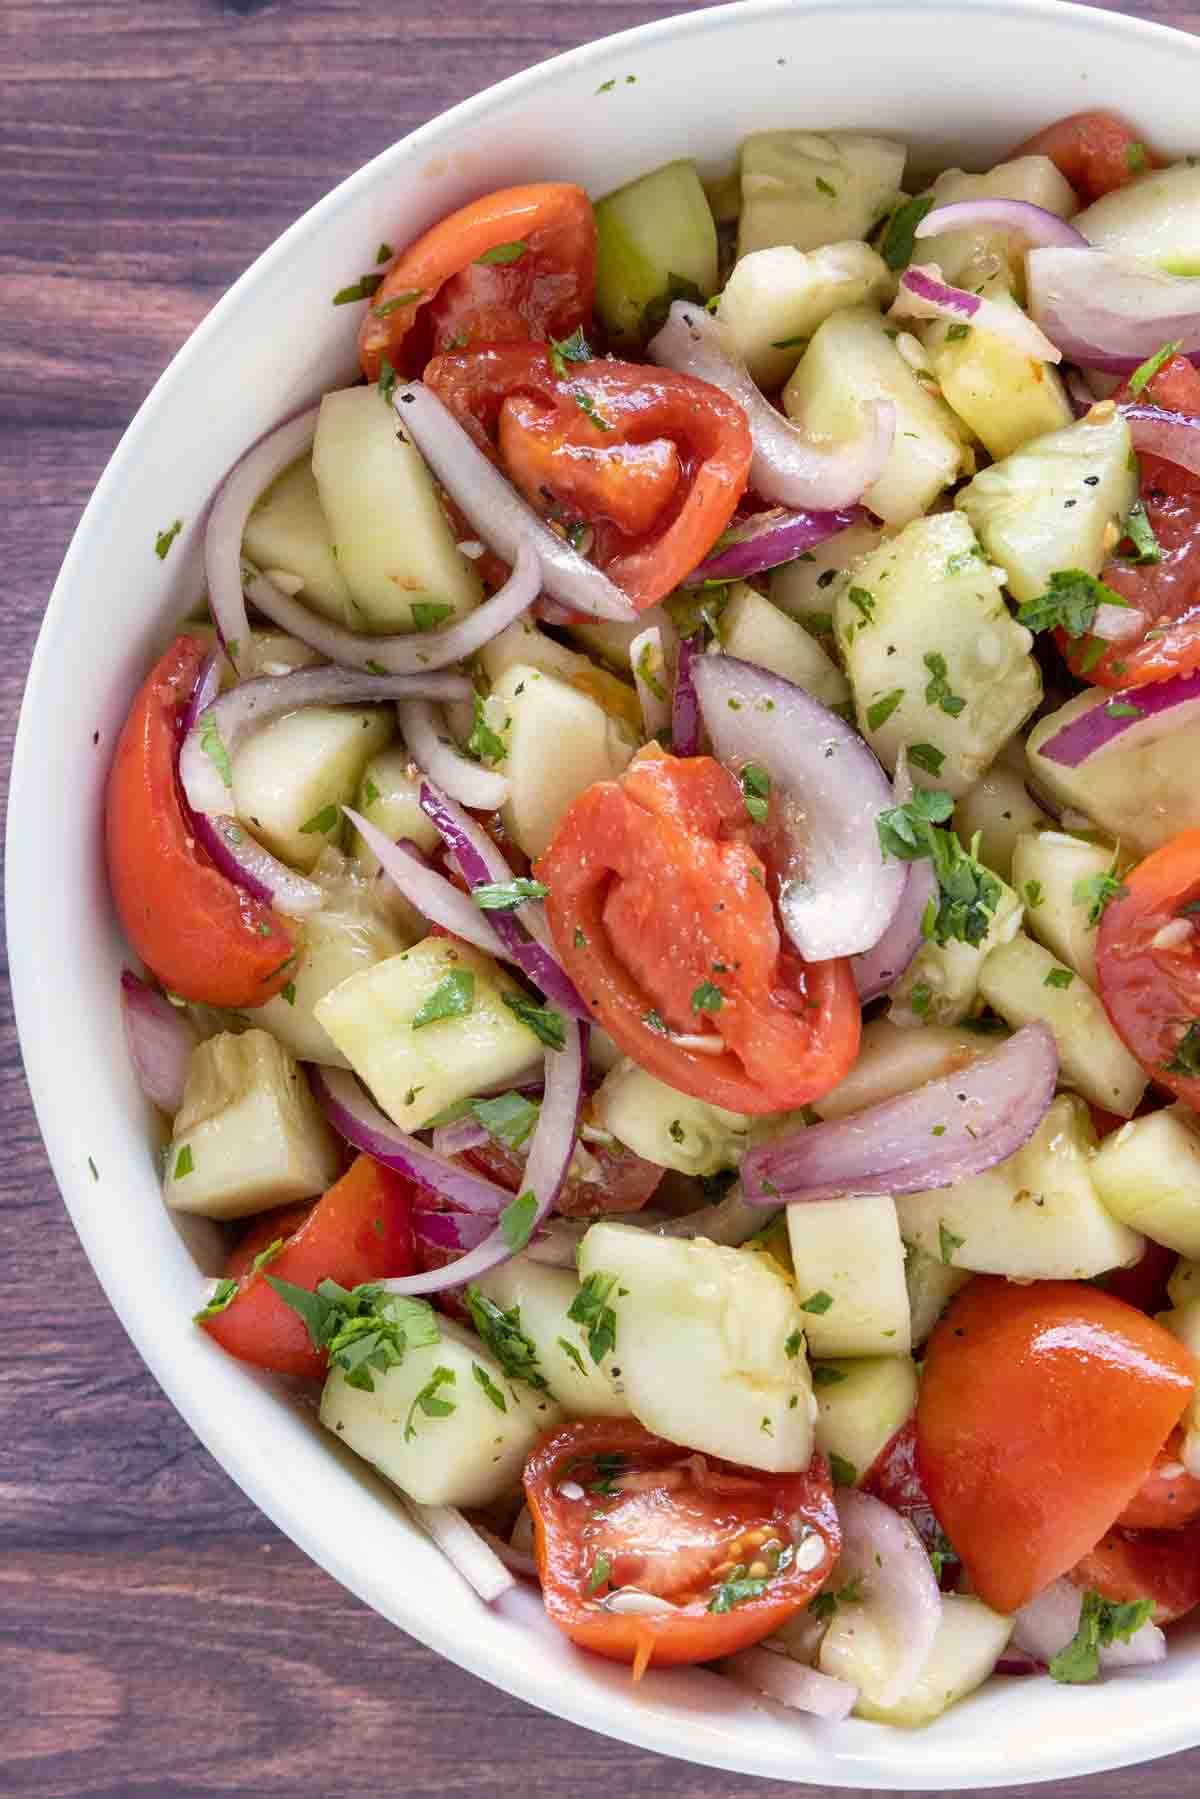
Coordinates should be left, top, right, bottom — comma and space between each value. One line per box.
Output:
1117, 1428, 1200, 1530
359, 183, 595, 381
463, 1132, 664, 1219
201, 1154, 416, 1377
916, 1277, 1195, 1613
1099, 1238, 1177, 1315
1069, 1520, 1200, 1625
105, 634, 296, 1008
1062, 355, 1200, 689
1009, 111, 1157, 205
863, 1419, 942, 1555
536, 749, 861, 1114
423, 343, 751, 608
524, 1418, 840, 1674
1096, 831, 1200, 1107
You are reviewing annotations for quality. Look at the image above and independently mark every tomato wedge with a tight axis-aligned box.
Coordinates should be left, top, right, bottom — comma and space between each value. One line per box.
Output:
201, 1154, 416, 1377
359, 183, 595, 381
536, 749, 860, 1114
1009, 110, 1157, 205
424, 343, 751, 608
524, 1418, 840, 1674
1069, 1520, 1200, 1625
462, 1133, 664, 1219
1116, 1428, 1200, 1530
1096, 831, 1200, 1106
916, 1277, 1195, 1613
105, 634, 296, 1008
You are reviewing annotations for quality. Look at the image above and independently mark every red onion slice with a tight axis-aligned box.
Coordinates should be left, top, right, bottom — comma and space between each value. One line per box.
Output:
343, 807, 509, 959
647, 302, 895, 512
405, 1501, 515, 1606
241, 542, 541, 676
192, 812, 325, 916
915, 198, 1088, 253
671, 632, 703, 757
119, 971, 198, 1114
722, 1647, 857, 1721
182, 648, 222, 734
741, 1021, 1058, 1204
692, 654, 906, 962
313, 1067, 514, 1215
414, 1208, 495, 1252
1027, 248, 1200, 373
892, 265, 1062, 363
833, 1491, 943, 1708
399, 698, 510, 810
1013, 1579, 1166, 1672
1037, 671, 1200, 769
851, 759, 937, 1002
393, 384, 637, 623
472, 1521, 540, 1582
205, 407, 319, 675
431, 1115, 492, 1158
683, 505, 866, 587
1122, 402, 1200, 477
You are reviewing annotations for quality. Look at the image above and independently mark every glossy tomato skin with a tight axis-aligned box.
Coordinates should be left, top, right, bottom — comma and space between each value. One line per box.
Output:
1116, 1428, 1200, 1530
536, 749, 860, 1114
524, 1418, 841, 1672
863, 1419, 942, 1555
106, 634, 297, 1008
1096, 831, 1200, 1107
359, 183, 595, 381
1009, 111, 1156, 205
916, 1277, 1195, 1614
202, 1154, 417, 1377
424, 344, 751, 608
1069, 1520, 1200, 1624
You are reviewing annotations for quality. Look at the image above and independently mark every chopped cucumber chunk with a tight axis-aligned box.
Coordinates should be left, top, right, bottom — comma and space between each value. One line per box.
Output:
922, 155, 1077, 292
905, 1245, 971, 1349
243, 456, 354, 624
594, 159, 718, 345
1026, 691, 1200, 858
231, 703, 393, 873
738, 131, 906, 258
955, 763, 1049, 884
770, 519, 883, 630
1092, 1105, 1200, 1257
479, 620, 640, 737
1073, 161, 1200, 274
924, 280, 1075, 461
1009, 829, 1112, 988
474, 1258, 632, 1420
593, 1058, 754, 1177
717, 241, 890, 390
822, 1594, 1012, 1728
814, 1016, 990, 1121
889, 875, 1022, 1028
718, 582, 849, 708
487, 663, 636, 860
811, 1354, 917, 1484
786, 1194, 911, 1357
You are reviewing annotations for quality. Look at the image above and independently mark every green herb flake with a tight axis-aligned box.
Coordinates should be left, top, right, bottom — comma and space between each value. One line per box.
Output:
1128, 340, 1181, 399
87, 1156, 99, 1182
739, 762, 771, 823
784, 1329, 804, 1359
923, 651, 966, 717
881, 194, 936, 271
1049, 1589, 1154, 1684
404, 1366, 457, 1440
691, 980, 723, 1014
829, 1453, 857, 1487
502, 991, 566, 1050
1073, 851, 1127, 927
568, 1271, 619, 1364
639, 272, 705, 339
410, 600, 454, 632
573, 389, 613, 431
1045, 966, 1075, 989
810, 1574, 864, 1622
557, 1336, 588, 1377
466, 693, 508, 765
1018, 570, 1133, 639
939, 1221, 965, 1265
910, 982, 933, 1018
266, 1277, 439, 1390
574, 925, 587, 948
1126, 141, 1149, 174
411, 967, 475, 1030
811, 1364, 848, 1388
173, 1144, 194, 1180
333, 273, 385, 306
473, 878, 550, 911
371, 287, 424, 318
1123, 500, 1162, 565
364, 659, 386, 675
815, 176, 837, 197
472, 1361, 508, 1412
193, 1277, 239, 1323
198, 711, 233, 789
476, 240, 527, 267
867, 687, 906, 732
877, 792, 1001, 949
499, 1189, 538, 1252
155, 519, 183, 560
548, 327, 593, 378
771, 333, 808, 350
471, 1090, 541, 1151
847, 585, 876, 626
800, 1289, 834, 1315
945, 322, 971, 342
708, 1565, 770, 1613
1023, 879, 1044, 910
251, 1237, 285, 1277
1164, 1020, 1200, 1079
1105, 699, 1144, 720
299, 802, 339, 836
908, 741, 945, 777
280, 979, 296, 1007
587, 1552, 613, 1594
465, 1286, 552, 1393
377, 358, 398, 406
596, 78, 616, 93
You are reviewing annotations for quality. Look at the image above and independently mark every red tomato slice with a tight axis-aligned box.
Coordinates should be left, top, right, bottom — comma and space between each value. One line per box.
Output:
535, 749, 860, 1114
916, 1277, 1195, 1613
424, 343, 751, 608
359, 183, 595, 381
1009, 111, 1157, 205
202, 1154, 416, 1377
1069, 1521, 1200, 1625
1096, 831, 1200, 1107
462, 1133, 664, 1219
863, 1419, 943, 1555
105, 634, 297, 1008
524, 1418, 840, 1674
1117, 1428, 1200, 1530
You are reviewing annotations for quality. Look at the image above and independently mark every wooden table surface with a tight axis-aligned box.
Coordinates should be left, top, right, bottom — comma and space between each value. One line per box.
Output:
4, 1, 1200, 1793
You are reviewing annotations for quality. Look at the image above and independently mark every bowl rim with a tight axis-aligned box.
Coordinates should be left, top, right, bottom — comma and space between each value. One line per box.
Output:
11, 0, 1200, 1785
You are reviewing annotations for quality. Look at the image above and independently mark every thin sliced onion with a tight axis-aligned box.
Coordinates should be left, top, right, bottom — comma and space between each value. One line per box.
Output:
119, 971, 198, 1113
404, 1501, 515, 1606
684, 505, 866, 587
741, 1021, 1058, 1203
672, 632, 703, 757
313, 1068, 514, 1215
892, 265, 1062, 363
343, 807, 508, 958
431, 1115, 491, 1157
1027, 248, 1200, 373
205, 408, 319, 675
192, 812, 325, 916
472, 1520, 540, 1581
242, 542, 541, 675
653, 1187, 765, 1246
1012, 1579, 1166, 1672
647, 302, 895, 512
413, 1208, 495, 1252
182, 648, 222, 733
629, 623, 672, 742
693, 654, 906, 961
722, 1647, 858, 1722
1037, 672, 1200, 769
833, 1491, 942, 1708
393, 384, 637, 623
1122, 402, 1200, 477
399, 698, 510, 810
915, 198, 1087, 253
852, 756, 937, 1001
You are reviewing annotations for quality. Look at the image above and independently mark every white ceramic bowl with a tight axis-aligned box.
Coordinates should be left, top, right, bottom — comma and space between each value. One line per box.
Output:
11, 0, 1200, 1783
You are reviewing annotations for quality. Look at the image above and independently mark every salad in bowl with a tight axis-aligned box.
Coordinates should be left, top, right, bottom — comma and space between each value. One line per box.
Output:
102, 100, 1200, 1736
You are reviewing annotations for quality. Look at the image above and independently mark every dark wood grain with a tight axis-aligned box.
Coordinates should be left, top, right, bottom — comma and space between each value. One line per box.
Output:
6, 3, 1200, 1793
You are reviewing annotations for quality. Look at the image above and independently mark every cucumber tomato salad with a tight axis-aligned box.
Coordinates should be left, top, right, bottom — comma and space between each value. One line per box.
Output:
109, 109, 1200, 1729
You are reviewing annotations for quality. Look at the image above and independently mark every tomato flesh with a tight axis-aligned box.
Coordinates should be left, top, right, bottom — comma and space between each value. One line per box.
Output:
1069, 1520, 1200, 1625
863, 1419, 943, 1556
463, 1133, 664, 1219
1117, 1428, 1200, 1531
524, 1418, 840, 1672
1009, 111, 1155, 205
1096, 831, 1200, 1108
916, 1276, 1195, 1613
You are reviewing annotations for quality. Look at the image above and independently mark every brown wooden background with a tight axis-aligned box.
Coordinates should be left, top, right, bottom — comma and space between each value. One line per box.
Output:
4, 2, 1200, 1793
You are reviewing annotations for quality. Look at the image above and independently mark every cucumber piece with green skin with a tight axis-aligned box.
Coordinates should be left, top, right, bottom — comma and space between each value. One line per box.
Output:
1092, 1106, 1200, 1257
954, 764, 1049, 885
924, 280, 1075, 462
955, 407, 1137, 604
786, 1195, 911, 1358
577, 1221, 815, 1472
320, 1315, 561, 1509
833, 511, 1041, 798
811, 1355, 917, 1485
896, 1093, 1144, 1281
905, 1246, 971, 1349
813, 1016, 990, 1122
593, 159, 718, 345
738, 131, 906, 259
718, 582, 849, 709
978, 931, 1146, 1115
889, 876, 1023, 1029
769, 519, 883, 631
783, 306, 970, 527
1073, 162, 1200, 274
488, 663, 636, 861
1009, 829, 1112, 987
242, 456, 354, 625
473, 1258, 632, 1421
593, 1058, 754, 1177
822, 1594, 1012, 1728
716, 241, 891, 391
231, 704, 393, 873
1026, 691, 1200, 859
921, 155, 1078, 293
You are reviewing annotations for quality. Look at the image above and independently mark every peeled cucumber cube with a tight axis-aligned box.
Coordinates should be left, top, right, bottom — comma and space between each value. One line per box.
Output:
738, 131, 906, 258
350, 747, 444, 873
716, 242, 891, 391
784, 306, 970, 526
956, 407, 1137, 604
314, 937, 540, 1131
954, 764, 1049, 885
906, 1246, 971, 1349
232, 704, 393, 873
242, 456, 354, 625
786, 1195, 911, 1358
1091, 1106, 1200, 1257
474, 1258, 631, 1421
312, 386, 482, 629
479, 619, 641, 738
1009, 829, 1112, 988
1073, 162, 1200, 274
896, 1094, 1144, 1281
718, 582, 849, 709
978, 932, 1146, 1116
811, 1355, 917, 1486
770, 519, 882, 631
814, 1016, 990, 1122
1026, 691, 1200, 859
889, 876, 1022, 1029
593, 159, 718, 344
834, 511, 1040, 798
921, 155, 1078, 291
593, 1058, 754, 1177
321, 1315, 561, 1508
165, 1029, 341, 1219
822, 1594, 1012, 1728
924, 281, 1075, 461
577, 1221, 815, 1472
488, 663, 636, 861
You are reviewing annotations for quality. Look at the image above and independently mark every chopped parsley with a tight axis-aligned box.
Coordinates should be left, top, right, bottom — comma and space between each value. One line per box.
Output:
907, 742, 945, 777
475, 241, 527, 265
1128, 340, 1181, 399
799, 1290, 833, 1315
643, 1008, 668, 1035
155, 519, 183, 560
881, 194, 936, 271
1017, 569, 1130, 637
568, 1271, 619, 1363
945, 546, 983, 576
847, 585, 876, 626
502, 991, 566, 1050
472, 1362, 508, 1412
333, 272, 385, 305
473, 878, 550, 910
945, 322, 971, 342
266, 1277, 439, 1392
829, 1453, 857, 1487
404, 1366, 456, 1440
411, 967, 475, 1029
691, 980, 723, 1014
815, 175, 837, 197
548, 327, 592, 378
377, 358, 398, 405
771, 333, 808, 351
465, 1285, 552, 1393
499, 1189, 538, 1252
1123, 500, 1162, 566
640, 272, 705, 340
198, 712, 233, 789
557, 1337, 589, 1377
1045, 966, 1075, 989
939, 1221, 965, 1264
740, 762, 771, 823
810, 1575, 864, 1622
300, 802, 339, 836
1023, 879, 1044, 910
1126, 141, 1149, 174
471, 1090, 541, 1150
708, 1565, 770, 1613
910, 982, 933, 1018
784, 1329, 804, 1359
877, 791, 1001, 949
376, 242, 394, 264
811, 1364, 848, 1388
251, 1237, 285, 1276
866, 687, 906, 732
466, 694, 508, 764
636, 640, 666, 702
923, 651, 966, 717
1105, 700, 1143, 720
1164, 1020, 1200, 1079
281, 981, 296, 1007
587, 1552, 613, 1594
1073, 851, 1126, 927
193, 1277, 239, 1322
1048, 1590, 1154, 1684
573, 389, 613, 431
574, 926, 587, 948
173, 1144, 194, 1179
411, 600, 454, 632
